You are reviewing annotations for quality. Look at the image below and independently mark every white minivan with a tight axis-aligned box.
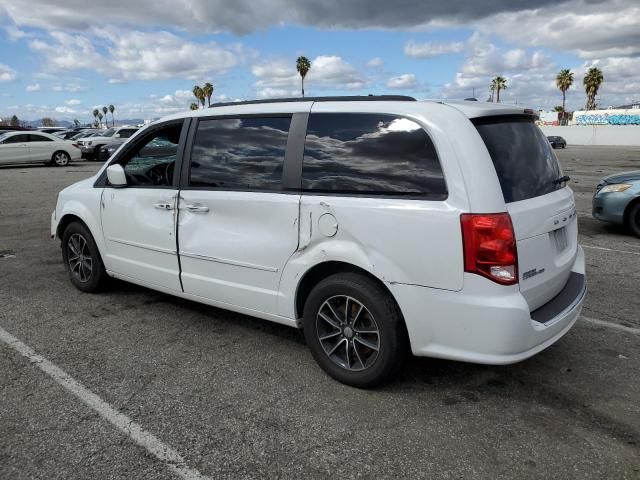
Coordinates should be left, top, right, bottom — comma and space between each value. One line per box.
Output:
51, 96, 586, 387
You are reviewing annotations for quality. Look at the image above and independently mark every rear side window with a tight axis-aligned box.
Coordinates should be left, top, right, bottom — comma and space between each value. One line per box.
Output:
302, 113, 447, 197
474, 116, 562, 203
29, 134, 53, 142
189, 117, 291, 190
118, 129, 137, 138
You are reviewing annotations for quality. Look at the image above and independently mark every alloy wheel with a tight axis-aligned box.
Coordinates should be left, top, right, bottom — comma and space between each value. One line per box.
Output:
54, 152, 70, 166
67, 233, 93, 282
316, 295, 380, 371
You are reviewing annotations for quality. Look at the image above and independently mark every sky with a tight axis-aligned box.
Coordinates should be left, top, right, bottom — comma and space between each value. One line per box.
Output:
0, 0, 639, 122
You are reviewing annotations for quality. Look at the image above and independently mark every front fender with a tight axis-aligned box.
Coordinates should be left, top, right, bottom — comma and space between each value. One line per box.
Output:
55, 194, 105, 258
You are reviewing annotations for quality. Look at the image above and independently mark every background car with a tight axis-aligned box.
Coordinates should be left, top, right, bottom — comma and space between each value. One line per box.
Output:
0, 131, 81, 166
547, 135, 567, 149
593, 170, 640, 237
77, 126, 139, 160
97, 140, 126, 162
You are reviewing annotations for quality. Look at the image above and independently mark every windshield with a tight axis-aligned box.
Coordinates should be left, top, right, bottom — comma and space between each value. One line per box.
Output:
474, 116, 563, 203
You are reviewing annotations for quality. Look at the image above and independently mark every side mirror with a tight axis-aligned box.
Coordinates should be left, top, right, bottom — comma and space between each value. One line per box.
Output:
106, 164, 127, 187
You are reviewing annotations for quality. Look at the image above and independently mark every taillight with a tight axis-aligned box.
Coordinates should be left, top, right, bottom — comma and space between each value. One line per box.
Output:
461, 213, 518, 285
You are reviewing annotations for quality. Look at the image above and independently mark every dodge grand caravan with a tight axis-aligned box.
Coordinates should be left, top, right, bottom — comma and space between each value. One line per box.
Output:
51, 96, 586, 387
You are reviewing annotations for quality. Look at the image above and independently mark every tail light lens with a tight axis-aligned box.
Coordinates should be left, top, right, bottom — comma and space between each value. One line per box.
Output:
461, 213, 518, 285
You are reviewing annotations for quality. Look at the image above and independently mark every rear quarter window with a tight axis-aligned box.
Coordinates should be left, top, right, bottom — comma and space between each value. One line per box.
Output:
302, 113, 447, 198
473, 116, 563, 203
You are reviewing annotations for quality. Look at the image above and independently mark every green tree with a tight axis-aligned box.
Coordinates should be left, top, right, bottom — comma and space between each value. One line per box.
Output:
10, 115, 19, 126
489, 81, 496, 102
584, 67, 604, 110
296, 56, 311, 98
553, 105, 564, 112
555, 69, 573, 113
193, 85, 205, 109
102, 106, 108, 127
492, 76, 507, 102
92, 108, 99, 127
41, 117, 56, 127
202, 82, 214, 107
73, 119, 80, 127
190, 102, 199, 111
108, 104, 115, 127
98, 112, 104, 128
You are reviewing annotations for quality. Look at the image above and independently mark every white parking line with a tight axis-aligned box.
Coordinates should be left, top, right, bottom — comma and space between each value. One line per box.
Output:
582, 244, 640, 256
581, 316, 640, 335
0, 326, 211, 480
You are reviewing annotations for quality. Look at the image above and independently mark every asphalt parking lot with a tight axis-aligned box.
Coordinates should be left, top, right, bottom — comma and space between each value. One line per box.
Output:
1, 147, 639, 479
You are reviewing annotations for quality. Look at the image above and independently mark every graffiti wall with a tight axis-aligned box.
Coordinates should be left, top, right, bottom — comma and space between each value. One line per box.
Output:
574, 109, 640, 125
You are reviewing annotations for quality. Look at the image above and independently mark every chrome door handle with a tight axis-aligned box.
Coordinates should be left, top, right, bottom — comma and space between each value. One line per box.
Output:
185, 204, 209, 213
154, 202, 174, 210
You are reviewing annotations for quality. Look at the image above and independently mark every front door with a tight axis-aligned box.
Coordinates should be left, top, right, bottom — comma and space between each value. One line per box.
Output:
178, 115, 300, 315
0, 134, 30, 164
100, 120, 188, 292
27, 133, 55, 162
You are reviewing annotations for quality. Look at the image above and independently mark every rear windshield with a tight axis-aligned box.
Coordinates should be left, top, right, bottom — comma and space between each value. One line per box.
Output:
474, 116, 562, 203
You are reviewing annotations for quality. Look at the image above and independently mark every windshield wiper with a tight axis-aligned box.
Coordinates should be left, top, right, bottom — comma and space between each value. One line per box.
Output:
553, 175, 570, 185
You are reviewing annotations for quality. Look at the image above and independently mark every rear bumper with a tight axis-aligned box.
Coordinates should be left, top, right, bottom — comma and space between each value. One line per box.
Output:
390, 246, 586, 364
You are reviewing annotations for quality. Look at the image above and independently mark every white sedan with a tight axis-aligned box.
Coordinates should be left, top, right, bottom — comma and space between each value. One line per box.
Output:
0, 131, 81, 167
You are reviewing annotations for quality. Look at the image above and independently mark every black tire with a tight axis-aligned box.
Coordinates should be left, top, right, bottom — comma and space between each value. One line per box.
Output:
302, 272, 407, 388
61, 222, 108, 292
626, 201, 640, 238
52, 150, 70, 167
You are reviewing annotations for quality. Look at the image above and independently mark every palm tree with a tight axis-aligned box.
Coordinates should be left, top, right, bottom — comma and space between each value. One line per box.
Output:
584, 67, 604, 110
92, 108, 99, 127
296, 56, 311, 98
492, 76, 507, 102
202, 82, 214, 107
190, 102, 199, 111
108, 104, 115, 127
98, 112, 104, 128
102, 106, 108, 127
193, 85, 204, 109
489, 80, 496, 102
555, 69, 573, 124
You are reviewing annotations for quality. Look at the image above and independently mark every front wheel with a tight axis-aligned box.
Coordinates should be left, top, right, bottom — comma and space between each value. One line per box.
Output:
61, 222, 108, 292
52, 151, 70, 167
303, 272, 407, 388
626, 202, 640, 238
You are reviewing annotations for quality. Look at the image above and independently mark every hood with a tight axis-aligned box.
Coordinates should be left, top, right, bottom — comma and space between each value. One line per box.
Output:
602, 170, 640, 184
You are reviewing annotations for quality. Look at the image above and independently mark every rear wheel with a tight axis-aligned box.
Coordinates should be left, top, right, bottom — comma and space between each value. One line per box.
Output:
626, 201, 640, 238
61, 222, 108, 292
52, 151, 70, 167
303, 272, 407, 388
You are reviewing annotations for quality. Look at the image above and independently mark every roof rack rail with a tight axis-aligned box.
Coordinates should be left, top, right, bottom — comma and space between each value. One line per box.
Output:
209, 95, 416, 108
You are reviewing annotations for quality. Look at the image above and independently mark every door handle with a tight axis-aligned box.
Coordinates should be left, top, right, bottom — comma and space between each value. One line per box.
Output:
185, 203, 209, 213
154, 202, 174, 210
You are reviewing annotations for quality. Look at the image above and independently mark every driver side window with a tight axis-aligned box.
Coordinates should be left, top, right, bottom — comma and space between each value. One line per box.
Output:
115, 123, 183, 187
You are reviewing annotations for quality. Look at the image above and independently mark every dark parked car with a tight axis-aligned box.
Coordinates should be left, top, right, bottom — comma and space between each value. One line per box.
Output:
97, 140, 126, 162
547, 135, 567, 149
593, 170, 640, 237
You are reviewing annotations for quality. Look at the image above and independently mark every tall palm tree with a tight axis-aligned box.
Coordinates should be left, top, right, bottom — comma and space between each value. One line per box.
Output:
202, 82, 214, 107
108, 104, 115, 127
98, 112, 104, 128
555, 69, 573, 124
492, 76, 507, 102
92, 108, 99, 127
193, 85, 204, 109
190, 102, 199, 111
102, 106, 108, 127
296, 56, 311, 98
489, 80, 496, 102
584, 67, 604, 110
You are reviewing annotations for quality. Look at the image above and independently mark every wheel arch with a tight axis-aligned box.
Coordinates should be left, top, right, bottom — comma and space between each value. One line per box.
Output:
294, 260, 405, 326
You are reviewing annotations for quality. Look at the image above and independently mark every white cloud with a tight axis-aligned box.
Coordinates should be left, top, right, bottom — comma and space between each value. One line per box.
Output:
386, 74, 418, 89
368, 57, 384, 68
52, 83, 85, 92
404, 40, 464, 58
0, 64, 17, 81
252, 55, 366, 95
28, 28, 241, 82
26, 83, 41, 92
5, 25, 30, 41
65, 98, 82, 105
55, 106, 76, 114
